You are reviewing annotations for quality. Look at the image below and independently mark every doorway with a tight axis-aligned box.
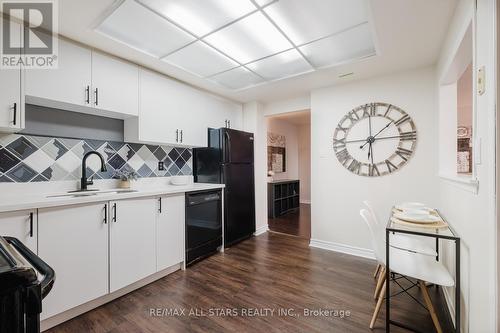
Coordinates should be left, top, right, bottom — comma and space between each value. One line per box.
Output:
265, 110, 311, 239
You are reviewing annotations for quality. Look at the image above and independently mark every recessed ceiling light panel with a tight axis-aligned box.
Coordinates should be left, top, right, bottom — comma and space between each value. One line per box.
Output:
246, 49, 313, 80
299, 23, 375, 68
96, 0, 195, 57
209, 67, 264, 90
163, 41, 239, 77
204, 11, 293, 64
138, 0, 256, 37
264, 0, 369, 45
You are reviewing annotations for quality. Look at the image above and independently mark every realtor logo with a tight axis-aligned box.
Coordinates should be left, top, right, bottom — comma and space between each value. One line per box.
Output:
1, 0, 58, 69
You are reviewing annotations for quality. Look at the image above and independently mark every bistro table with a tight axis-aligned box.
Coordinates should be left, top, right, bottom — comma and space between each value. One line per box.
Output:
385, 210, 460, 333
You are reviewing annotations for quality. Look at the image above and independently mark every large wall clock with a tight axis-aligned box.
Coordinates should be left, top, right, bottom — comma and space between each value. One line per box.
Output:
332, 102, 417, 177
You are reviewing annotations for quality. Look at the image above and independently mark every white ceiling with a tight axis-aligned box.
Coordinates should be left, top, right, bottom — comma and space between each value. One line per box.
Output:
53, 0, 456, 103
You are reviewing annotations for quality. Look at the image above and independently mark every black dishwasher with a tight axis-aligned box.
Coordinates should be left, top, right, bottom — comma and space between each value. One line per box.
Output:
185, 190, 222, 266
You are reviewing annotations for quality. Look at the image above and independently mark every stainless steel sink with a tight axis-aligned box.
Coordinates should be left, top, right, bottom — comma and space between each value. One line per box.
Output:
46, 189, 138, 198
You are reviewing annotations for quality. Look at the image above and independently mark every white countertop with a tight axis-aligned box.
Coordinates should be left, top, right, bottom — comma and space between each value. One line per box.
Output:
0, 183, 225, 213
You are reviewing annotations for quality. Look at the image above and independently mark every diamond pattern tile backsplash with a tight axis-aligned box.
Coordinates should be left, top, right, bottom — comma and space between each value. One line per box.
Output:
0, 134, 192, 183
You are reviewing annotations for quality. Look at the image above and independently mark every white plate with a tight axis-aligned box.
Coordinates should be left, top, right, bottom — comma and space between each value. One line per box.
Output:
170, 175, 191, 186
394, 212, 440, 224
395, 202, 427, 210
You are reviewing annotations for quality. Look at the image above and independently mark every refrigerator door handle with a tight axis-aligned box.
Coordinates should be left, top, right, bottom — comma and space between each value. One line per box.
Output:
224, 131, 232, 163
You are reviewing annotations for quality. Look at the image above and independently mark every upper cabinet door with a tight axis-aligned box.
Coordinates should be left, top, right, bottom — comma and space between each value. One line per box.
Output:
0, 18, 22, 132
91, 52, 139, 116
132, 69, 178, 144
26, 38, 91, 107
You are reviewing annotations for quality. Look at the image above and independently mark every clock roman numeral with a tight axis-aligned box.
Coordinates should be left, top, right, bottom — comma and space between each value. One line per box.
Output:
394, 115, 411, 126
395, 147, 413, 161
369, 164, 380, 177
363, 104, 377, 117
385, 159, 398, 173
348, 160, 361, 174
336, 125, 349, 133
383, 104, 392, 117
336, 149, 351, 165
333, 138, 346, 149
346, 110, 360, 123
400, 131, 417, 141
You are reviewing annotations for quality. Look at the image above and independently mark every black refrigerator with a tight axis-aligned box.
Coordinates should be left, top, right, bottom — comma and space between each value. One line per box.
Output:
193, 128, 255, 247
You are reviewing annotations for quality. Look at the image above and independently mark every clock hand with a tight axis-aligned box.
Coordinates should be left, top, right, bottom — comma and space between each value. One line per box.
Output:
372, 120, 393, 139
360, 120, 393, 149
367, 142, 372, 162
369, 114, 372, 137
345, 138, 371, 144
370, 143, 374, 164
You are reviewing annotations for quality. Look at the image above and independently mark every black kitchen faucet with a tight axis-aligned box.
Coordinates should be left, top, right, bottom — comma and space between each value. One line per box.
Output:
80, 151, 107, 191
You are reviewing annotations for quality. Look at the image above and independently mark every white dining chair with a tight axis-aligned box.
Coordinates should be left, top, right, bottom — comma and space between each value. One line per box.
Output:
360, 209, 454, 332
363, 200, 437, 283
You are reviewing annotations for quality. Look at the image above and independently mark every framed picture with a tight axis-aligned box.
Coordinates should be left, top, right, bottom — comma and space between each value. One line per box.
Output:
267, 132, 286, 173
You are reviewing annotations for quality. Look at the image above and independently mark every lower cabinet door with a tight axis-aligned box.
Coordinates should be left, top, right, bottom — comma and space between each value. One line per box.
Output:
109, 197, 156, 292
0, 210, 37, 253
38, 203, 109, 319
157, 194, 185, 271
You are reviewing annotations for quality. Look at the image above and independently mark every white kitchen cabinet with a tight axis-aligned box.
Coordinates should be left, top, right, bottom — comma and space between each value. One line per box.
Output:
91, 51, 139, 116
109, 197, 156, 292
26, 37, 92, 107
0, 210, 37, 253
38, 203, 109, 319
156, 195, 185, 271
125, 68, 243, 147
0, 18, 23, 132
125, 69, 179, 145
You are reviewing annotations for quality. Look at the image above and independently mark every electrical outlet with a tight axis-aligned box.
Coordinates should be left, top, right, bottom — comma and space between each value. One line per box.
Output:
158, 161, 165, 171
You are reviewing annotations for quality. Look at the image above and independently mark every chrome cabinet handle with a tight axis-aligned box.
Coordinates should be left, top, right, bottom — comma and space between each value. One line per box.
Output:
180, 130, 183, 143
104, 204, 108, 224
159, 197, 162, 213
176, 129, 179, 142
228, 120, 230, 128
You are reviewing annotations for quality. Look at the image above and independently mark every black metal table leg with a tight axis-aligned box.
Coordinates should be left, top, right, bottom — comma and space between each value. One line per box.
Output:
386, 228, 390, 332
436, 237, 439, 261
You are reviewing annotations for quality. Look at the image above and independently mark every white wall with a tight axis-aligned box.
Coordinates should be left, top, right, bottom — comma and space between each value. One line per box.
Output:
266, 118, 299, 181
264, 95, 310, 116
435, 0, 497, 332
298, 124, 311, 203
310, 67, 439, 257
242, 102, 268, 235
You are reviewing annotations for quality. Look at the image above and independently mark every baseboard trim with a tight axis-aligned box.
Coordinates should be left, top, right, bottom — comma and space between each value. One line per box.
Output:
254, 225, 269, 236
309, 239, 375, 260
300, 200, 311, 204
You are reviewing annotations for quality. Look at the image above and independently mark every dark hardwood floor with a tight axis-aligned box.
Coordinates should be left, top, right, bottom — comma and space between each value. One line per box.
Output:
47, 232, 453, 333
268, 203, 311, 239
